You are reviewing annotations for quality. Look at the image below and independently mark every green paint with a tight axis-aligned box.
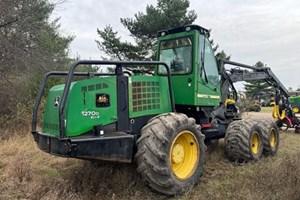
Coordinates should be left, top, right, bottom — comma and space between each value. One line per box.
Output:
42, 84, 64, 136
157, 28, 221, 107
289, 96, 300, 111
43, 77, 117, 137
65, 77, 117, 136
289, 96, 300, 104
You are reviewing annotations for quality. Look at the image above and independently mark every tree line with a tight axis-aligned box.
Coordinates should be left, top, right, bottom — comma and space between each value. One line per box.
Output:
0, 0, 72, 126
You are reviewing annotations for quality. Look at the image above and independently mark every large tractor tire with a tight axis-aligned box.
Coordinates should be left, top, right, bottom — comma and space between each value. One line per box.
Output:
135, 113, 205, 195
253, 119, 279, 156
225, 119, 263, 162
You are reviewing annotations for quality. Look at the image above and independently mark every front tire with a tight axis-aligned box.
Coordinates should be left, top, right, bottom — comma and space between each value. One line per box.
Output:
135, 113, 205, 195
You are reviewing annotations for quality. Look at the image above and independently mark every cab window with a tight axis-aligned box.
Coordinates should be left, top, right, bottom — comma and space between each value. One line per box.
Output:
199, 35, 220, 87
158, 37, 192, 74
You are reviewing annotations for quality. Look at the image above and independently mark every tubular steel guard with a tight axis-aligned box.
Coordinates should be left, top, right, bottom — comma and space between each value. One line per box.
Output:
31, 60, 175, 140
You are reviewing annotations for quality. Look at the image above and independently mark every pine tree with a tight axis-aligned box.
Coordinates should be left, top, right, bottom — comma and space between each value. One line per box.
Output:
244, 61, 274, 98
96, 0, 228, 61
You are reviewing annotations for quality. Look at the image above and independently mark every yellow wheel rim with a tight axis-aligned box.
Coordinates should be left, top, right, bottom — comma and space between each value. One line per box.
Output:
269, 129, 276, 148
251, 132, 260, 154
169, 131, 199, 180
293, 107, 299, 113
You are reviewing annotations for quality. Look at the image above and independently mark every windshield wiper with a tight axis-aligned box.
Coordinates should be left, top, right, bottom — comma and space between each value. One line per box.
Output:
200, 39, 208, 83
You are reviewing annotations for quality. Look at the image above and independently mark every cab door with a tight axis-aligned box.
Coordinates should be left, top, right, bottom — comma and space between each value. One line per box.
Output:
196, 35, 221, 107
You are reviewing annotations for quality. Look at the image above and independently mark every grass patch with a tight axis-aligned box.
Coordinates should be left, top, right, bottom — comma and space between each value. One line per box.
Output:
261, 106, 274, 113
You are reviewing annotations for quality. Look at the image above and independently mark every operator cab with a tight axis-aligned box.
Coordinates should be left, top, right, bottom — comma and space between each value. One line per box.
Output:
157, 25, 221, 110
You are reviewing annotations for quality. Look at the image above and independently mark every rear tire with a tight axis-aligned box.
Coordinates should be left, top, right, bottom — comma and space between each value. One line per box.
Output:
253, 119, 279, 156
135, 113, 205, 195
225, 120, 263, 162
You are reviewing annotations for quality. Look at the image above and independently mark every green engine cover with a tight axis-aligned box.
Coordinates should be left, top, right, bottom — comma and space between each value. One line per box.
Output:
42, 75, 172, 138
43, 76, 117, 137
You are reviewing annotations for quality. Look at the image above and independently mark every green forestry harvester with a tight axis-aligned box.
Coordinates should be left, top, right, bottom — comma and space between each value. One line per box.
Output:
32, 25, 299, 195
289, 96, 300, 113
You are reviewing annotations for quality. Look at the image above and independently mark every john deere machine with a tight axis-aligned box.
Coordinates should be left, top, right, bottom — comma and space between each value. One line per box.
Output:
290, 96, 300, 113
32, 25, 297, 195
277, 95, 300, 132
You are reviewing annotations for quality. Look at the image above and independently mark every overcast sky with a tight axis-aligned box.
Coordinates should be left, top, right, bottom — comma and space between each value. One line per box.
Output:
52, 0, 300, 90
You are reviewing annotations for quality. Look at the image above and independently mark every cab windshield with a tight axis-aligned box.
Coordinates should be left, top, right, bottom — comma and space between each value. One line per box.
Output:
158, 37, 192, 74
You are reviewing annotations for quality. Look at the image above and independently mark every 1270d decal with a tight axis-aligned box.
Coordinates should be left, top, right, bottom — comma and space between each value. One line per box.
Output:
81, 110, 100, 119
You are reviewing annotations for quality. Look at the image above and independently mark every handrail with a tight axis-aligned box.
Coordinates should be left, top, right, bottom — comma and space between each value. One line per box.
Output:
31, 71, 112, 132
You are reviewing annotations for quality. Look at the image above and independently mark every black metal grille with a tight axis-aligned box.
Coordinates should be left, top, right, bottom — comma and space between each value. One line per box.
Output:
132, 81, 160, 112
81, 83, 108, 93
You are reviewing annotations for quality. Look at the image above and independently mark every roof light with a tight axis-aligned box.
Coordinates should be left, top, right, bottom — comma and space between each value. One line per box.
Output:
185, 26, 191, 32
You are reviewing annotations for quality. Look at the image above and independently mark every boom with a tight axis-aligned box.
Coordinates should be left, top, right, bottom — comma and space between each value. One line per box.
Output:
219, 60, 289, 103
219, 59, 300, 133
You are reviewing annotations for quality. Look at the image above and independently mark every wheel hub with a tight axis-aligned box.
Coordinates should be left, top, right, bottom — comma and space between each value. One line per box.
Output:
169, 131, 199, 180
251, 131, 260, 154
293, 107, 299, 113
171, 144, 184, 164
270, 129, 276, 148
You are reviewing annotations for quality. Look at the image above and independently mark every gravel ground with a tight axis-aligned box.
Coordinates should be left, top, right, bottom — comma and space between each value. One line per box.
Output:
241, 111, 274, 120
